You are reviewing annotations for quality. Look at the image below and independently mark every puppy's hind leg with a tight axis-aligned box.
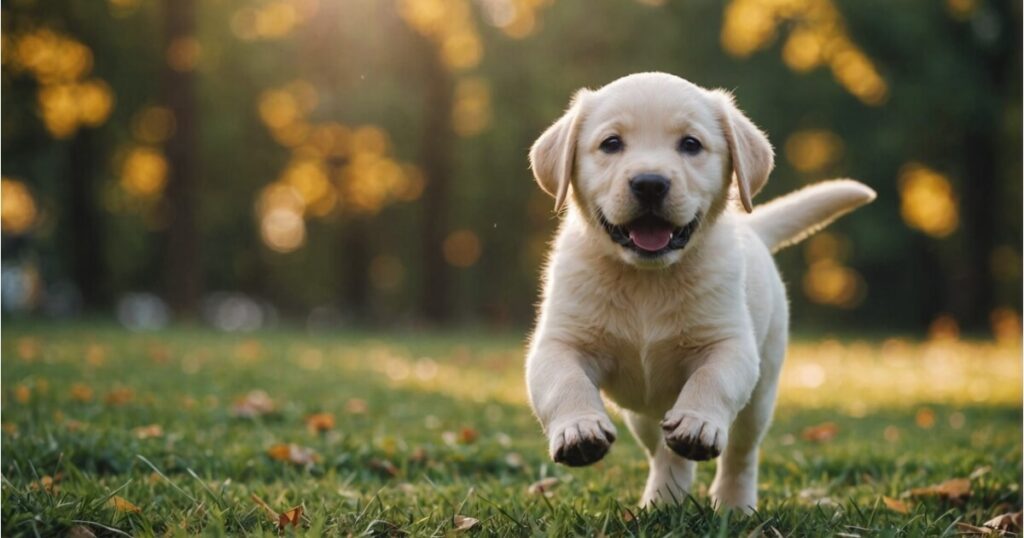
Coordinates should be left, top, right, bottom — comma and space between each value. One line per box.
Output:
624, 410, 696, 508
709, 327, 786, 513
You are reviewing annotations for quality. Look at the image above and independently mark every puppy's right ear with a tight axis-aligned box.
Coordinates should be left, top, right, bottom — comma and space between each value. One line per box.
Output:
529, 89, 590, 212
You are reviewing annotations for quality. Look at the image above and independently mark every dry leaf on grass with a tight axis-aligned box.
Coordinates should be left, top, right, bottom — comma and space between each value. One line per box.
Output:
304, 412, 335, 433
133, 424, 164, 439
70, 383, 94, 402
453, 515, 480, 532
29, 474, 59, 494
109, 495, 141, 513
267, 443, 319, 465
906, 478, 971, 502
983, 512, 1022, 533
459, 427, 479, 444
104, 387, 135, 406
527, 477, 561, 495
369, 458, 399, 477
882, 496, 911, 514
970, 466, 992, 480
66, 525, 97, 538
801, 422, 839, 443
231, 390, 275, 418
954, 522, 998, 535
252, 495, 304, 530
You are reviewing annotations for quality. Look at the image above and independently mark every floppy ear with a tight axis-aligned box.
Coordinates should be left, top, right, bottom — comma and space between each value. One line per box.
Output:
713, 90, 774, 213
529, 89, 589, 212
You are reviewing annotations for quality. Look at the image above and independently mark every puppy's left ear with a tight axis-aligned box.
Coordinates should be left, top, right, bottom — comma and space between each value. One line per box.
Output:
530, 89, 590, 212
712, 90, 774, 213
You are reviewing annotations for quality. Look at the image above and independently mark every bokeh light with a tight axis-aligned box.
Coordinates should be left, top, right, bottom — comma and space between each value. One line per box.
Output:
398, 0, 483, 71
899, 162, 959, 238
1, 178, 39, 235
785, 129, 843, 173
722, 0, 888, 105
443, 230, 482, 268
452, 77, 492, 137
120, 146, 169, 198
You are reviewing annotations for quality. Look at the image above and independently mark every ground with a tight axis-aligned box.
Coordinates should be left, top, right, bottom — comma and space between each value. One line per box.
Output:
1, 323, 1021, 536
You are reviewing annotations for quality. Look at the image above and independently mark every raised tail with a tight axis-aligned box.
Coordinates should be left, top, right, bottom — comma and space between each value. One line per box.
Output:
744, 179, 876, 253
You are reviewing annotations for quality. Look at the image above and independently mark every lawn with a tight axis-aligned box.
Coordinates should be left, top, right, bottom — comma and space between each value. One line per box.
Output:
1, 323, 1021, 536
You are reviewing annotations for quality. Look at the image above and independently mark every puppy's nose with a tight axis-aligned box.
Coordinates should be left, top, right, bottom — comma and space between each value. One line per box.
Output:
629, 173, 670, 205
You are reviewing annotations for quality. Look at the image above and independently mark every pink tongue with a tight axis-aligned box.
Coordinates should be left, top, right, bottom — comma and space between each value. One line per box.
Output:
628, 225, 673, 252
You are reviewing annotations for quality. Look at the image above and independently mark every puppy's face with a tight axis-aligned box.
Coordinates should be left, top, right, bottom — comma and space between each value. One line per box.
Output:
530, 73, 774, 268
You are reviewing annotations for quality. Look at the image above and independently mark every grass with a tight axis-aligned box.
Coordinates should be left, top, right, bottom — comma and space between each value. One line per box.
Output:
1, 323, 1021, 537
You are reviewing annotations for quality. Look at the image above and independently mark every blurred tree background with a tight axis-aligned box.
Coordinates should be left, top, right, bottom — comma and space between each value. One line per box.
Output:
1, 0, 1021, 338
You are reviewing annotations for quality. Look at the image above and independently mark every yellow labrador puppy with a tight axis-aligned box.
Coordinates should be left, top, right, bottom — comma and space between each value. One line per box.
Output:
526, 72, 874, 511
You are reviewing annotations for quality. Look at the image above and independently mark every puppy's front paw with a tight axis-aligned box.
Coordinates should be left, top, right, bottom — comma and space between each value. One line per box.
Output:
661, 410, 726, 461
549, 415, 617, 467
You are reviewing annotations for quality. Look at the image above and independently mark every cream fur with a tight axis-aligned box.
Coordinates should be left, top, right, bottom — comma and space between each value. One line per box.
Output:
525, 72, 875, 511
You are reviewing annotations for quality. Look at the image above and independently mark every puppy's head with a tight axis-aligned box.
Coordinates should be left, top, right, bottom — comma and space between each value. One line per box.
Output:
530, 73, 774, 268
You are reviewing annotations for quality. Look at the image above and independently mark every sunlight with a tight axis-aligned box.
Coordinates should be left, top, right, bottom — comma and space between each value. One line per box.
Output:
1, 178, 38, 235
899, 162, 959, 238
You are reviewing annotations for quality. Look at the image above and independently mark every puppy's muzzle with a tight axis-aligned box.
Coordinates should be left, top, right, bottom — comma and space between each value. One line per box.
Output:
629, 173, 670, 207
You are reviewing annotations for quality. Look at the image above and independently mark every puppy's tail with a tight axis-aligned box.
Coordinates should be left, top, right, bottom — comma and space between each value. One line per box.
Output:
744, 179, 876, 253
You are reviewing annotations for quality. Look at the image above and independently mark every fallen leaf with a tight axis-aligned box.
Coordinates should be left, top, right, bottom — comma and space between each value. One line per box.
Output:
278, 505, 303, 530
14, 384, 31, 404
110, 495, 141, 513
983, 512, 1022, 532
453, 515, 479, 532
70, 383, 94, 403
459, 427, 479, 444
369, 458, 399, 477
85, 344, 107, 366
104, 387, 135, 406
801, 422, 839, 443
882, 496, 911, 514
954, 521, 995, 535
969, 466, 992, 480
17, 337, 40, 361
231, 390, 275, 418
915, 407, 936, 428
305, 412, 335, 434
906, 478, 971, 502
66, 525, 97, 538
29, 475, 59, 494
267, 443, 319, 465
133, 424, 164, 439
527, 477, 560, 495
345, 398, 368, 414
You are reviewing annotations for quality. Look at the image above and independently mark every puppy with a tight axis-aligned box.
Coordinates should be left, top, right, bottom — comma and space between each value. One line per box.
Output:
525, 72, 874, 511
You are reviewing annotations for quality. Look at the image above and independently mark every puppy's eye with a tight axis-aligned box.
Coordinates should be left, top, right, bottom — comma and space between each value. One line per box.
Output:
599, 135, 624, 154
678, 136, 702, 155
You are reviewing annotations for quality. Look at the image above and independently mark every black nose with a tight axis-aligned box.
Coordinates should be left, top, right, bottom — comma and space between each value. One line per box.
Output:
629, 173, 670, 205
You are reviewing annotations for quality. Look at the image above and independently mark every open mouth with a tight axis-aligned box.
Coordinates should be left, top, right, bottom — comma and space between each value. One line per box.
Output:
598, 211, 700, 257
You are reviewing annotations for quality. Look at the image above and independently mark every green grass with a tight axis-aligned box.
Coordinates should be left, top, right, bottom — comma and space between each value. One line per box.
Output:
1, 323, 1021, 536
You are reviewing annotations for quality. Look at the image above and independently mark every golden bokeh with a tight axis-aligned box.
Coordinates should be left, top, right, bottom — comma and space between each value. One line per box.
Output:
166, 36, 202, 72
399, 0, 483, 71
945, 0, 978, 21
990, 308, 1022, 344
443, 229, 482, 268
120, 146, 169, 198
132, 106, 177, 144
803, 259, 864, 308
722, 0, 888, 105
479, 0, 552, 38
260, 207, 306, 253
898, 162, 959, 238
281, 158, 332, 208
1, 178, 39, 235
231, 1, 314, 41
11, 28, 115, 138
452, 77, 492, 137
785, 129, 843, 172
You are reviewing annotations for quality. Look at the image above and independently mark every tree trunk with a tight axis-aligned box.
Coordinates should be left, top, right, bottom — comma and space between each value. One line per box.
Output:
416, 39, 455, 324
162, 0, 201, 317
67, 128, 106, 310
